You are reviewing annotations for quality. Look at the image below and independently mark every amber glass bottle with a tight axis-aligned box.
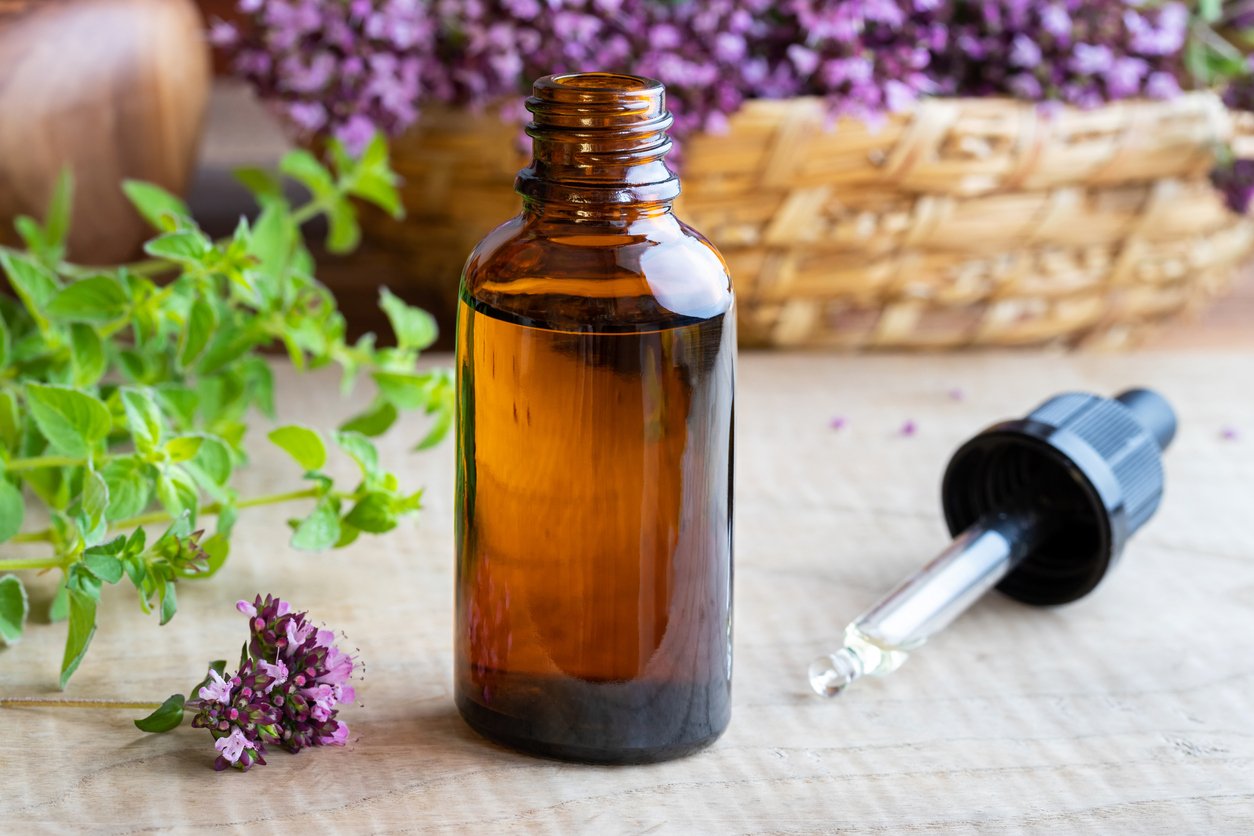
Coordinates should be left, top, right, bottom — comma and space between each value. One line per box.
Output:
454, 73, 735, 764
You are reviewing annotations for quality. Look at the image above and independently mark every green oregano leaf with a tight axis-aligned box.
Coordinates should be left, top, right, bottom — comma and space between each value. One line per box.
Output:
134, 693, 186, 733
122, 180, 190, 230
247, 202, 296, 280
164, 436, 203, 463
415, 406, 454, 451
154, 384, 199, 430
60, 588, 98, 688
121, 388, 164, 453
344, 492, 398, 534
25, 383, 111, 457
144, 230, 212, 264
187, 436, 232, 486
279, 148, 336, 198
0, 479, 24, 543
179, 297, 217, 368
46, 275, 130, 322
69, 323, 107, 388
43, 167, 74, 252
82, 552, 124, 585
339, 400, 399, 438
290, 497, 341, 551
379, 287, 438, 351
159, 580, 177, 625
233, 167, 283, 200
0, 391, 18, 450
48, 580, 69, 623
156, 467, 199, 520
334, 431, 380, 481
0, 250, 60, 322
347, 167, 403, 220
415, 371, 455, 451
325, 198, 361, 254
216, 502, 239, 540
0, 314, 10, 370
199, 533, 230, 578
81, 468, 109, 529
100, 457, 152, 521
0, 574, 29, 645
240, 357, 276, 419
13, 215, 47, 260
67, 563, 102, 602
372, 370, 436, 410
268, 424, 327, 471
334, 520, 361, 548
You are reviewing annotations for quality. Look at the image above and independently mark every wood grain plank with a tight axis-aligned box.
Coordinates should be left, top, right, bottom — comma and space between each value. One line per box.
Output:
2, 352, 1252, 833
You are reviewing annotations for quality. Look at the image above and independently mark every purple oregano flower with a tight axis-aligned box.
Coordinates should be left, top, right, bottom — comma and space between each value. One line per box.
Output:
177, 595, 356, 772
214, 0, 1194, 150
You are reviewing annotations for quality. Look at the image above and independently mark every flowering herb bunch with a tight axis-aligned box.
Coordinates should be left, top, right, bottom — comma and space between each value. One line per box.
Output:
1207, 2, 1254, 213
214, 0, 1216, 151
135, 594, 357, 771
0, 136, 453, 688
934, 1, 1188, 106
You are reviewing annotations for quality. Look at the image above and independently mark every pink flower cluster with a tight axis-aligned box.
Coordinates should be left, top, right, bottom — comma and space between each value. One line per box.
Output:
783, 0, 948, 125
936, 0, 1187, 108
212, 0, 440, 153
190, 594, 356, 771
213, 0, 1190, 153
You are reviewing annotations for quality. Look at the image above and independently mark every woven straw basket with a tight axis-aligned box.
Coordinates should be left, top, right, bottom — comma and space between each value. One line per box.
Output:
364, 92, 1252, 349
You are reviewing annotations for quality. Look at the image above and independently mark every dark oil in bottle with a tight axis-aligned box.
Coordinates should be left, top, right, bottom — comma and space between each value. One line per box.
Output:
454, 297, 734, 763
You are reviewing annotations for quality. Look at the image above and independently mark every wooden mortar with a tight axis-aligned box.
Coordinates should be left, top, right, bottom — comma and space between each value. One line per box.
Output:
0, 0, 211, 263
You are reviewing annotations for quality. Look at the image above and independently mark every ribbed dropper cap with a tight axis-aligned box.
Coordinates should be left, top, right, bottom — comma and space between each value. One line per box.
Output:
941, 387, 1175, 605
809, 387, 1177, 698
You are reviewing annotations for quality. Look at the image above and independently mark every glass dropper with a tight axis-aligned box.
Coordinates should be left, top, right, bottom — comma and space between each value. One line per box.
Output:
809, 512, 1043, 696
808, 388, 1177, 698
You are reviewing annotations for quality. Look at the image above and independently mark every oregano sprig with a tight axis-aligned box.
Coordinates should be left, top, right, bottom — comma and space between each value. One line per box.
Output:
0, 134, 451, 688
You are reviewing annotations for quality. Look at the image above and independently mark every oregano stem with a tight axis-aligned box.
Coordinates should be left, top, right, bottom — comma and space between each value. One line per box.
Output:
290, 202, 323, 226
63, 256, 175, 279
113, 487, 322, 529
0, 486, 325, 568
11, 530, 54, 544
0, 554, 62, 570
4, 453, 121, 472
123, 257, 179, 277
236, 486, 323, 508
0, 697, 164, 710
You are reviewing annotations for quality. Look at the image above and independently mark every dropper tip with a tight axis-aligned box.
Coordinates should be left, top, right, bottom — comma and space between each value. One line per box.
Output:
808, 649, 864, 697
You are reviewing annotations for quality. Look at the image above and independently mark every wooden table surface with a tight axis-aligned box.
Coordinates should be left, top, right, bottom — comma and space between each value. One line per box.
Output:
3, 350, 1252, 833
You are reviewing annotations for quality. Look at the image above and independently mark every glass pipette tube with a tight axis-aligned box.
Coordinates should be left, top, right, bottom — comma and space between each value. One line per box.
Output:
809, 512, 1044, 697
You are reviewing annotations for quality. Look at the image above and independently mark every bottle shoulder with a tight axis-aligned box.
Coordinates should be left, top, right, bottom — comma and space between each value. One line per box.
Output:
461, 212, 733, 330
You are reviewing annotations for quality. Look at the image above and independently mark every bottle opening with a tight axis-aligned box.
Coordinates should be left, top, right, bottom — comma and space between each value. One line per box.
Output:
527, 73, 668, 131
543, 73, 660, 93
518, 72, 679, 205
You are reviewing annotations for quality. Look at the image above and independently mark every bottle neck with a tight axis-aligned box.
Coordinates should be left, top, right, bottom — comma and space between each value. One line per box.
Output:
514, 73, 681, 214
521, 198, 676, 228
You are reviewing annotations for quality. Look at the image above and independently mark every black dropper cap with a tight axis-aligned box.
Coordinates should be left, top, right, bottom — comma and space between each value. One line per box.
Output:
940, 388, 1176, 606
